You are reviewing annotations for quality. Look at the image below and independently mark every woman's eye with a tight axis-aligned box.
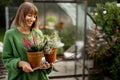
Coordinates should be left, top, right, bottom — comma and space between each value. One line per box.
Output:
34, 15, 37, 18
27, 14, 36, 18
28, 14, 32, 17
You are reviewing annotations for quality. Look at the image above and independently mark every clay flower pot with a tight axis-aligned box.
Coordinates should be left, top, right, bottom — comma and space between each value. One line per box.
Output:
27, 51, 43, 68
44, 48, 57, 63
57, 22, 64, 29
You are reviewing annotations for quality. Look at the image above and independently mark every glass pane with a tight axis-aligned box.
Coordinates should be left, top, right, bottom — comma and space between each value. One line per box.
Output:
34, 2, 92, 80
76, 1, 94, 79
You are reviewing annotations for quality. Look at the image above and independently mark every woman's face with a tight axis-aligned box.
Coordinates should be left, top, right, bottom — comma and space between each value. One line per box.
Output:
25, 13, 36, 27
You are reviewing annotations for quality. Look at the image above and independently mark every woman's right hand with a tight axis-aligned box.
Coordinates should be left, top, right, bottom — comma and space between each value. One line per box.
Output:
18, 61, 33, 73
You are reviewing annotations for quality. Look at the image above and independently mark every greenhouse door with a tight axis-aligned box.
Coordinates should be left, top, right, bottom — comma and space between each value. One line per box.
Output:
33, 0, 93, 80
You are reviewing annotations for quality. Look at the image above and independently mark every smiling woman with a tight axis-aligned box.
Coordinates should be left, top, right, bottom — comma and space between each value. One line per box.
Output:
25, 14, 36, 27
2, 2, 53, 80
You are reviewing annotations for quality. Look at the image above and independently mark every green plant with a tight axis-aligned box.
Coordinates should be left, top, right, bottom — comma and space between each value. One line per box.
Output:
57, 47, 64, 56
59, 24, 75, 50
86, 24, 115, 69
46, 16, 57, 25
88, 68, 104, 80
110, 54, 120, 80
44, 30, 64, 54
94, 2, 120, 38
89, 1, 120, 79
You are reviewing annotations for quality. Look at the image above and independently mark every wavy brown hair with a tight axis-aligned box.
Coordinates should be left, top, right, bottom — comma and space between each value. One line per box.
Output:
13, 2, 39, 29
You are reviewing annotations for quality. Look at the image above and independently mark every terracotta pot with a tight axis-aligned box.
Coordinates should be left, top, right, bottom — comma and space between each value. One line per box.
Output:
57, 22, 64, 29
27, 51, 43, 68
45, 48, 57, 63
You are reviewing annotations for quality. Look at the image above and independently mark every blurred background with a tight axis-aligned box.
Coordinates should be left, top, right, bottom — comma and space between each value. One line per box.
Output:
0, 0, 120, 80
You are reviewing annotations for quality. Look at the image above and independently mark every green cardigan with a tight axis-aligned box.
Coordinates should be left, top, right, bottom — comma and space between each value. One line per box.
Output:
2, 27, 53, 80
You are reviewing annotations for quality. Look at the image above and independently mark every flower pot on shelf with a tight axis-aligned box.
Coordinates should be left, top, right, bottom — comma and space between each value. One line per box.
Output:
44, 48, 57, 63
57, 22, 64, 29
27, 51, 43, 68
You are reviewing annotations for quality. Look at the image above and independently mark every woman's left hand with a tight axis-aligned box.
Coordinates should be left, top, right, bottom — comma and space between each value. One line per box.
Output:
41, 62, 53, 69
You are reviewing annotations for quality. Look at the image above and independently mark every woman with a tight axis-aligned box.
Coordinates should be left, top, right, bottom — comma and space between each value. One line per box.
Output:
2, 2, 53, 80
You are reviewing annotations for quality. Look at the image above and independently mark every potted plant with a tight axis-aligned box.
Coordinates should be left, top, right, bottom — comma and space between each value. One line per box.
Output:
57, 22, 65, 29
46, 16, 57, 29
44, 30, 64, 63
23, 34, 45, 68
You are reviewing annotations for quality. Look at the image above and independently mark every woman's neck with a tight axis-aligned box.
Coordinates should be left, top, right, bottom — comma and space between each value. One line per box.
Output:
17, 26, 31, 34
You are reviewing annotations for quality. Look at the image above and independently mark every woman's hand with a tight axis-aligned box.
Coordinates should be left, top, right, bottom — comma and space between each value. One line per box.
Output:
41, 62, 53, 69
18, 61, 33, 73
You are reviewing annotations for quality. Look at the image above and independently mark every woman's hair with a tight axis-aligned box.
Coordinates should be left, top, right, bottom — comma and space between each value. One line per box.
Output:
12, 2, 39, 29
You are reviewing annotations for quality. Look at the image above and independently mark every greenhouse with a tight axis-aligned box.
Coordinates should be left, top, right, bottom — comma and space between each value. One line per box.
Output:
0, 0, 119, 80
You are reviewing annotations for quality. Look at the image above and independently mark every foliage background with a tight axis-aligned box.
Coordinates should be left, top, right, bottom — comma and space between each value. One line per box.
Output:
92, 2, 120, 80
